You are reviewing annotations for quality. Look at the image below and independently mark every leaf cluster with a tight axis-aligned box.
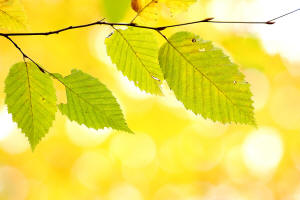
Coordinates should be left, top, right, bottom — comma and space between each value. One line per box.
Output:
1, 0, 255, 149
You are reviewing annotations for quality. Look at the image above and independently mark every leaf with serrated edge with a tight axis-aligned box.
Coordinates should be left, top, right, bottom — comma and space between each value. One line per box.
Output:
0, 0, 27, 31
165, 0, 196, 13
159, 32, 255, 125
5, 62, 57, 149
106, 27, 163, 95
57, 70, 132, 133
134, 0, 161, 26
133, 0, 196, 25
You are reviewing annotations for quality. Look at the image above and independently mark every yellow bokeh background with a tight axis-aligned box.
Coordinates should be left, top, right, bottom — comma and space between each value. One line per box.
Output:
1, 0, 300, 199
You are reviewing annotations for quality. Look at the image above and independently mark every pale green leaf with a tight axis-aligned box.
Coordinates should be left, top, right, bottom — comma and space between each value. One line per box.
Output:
57, 69, 132, 133
165, 0, 197, 13
159, 32, 255, 125
106, 27, 163, 95
0, 0, 27, 31
102, 0, 130, 22
5, 62, 57, 149
133, 0, 161, 26
132, 0, 196, 25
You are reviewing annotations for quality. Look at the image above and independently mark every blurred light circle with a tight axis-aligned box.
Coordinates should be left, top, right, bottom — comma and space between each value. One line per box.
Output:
158, 81, 185, 108
153, 184, 199, 200
91, 24, 114, 65
249, 0, 300, 63
242, 127, 283, 176
203, 184, 245, 200
153, 185, 182, 200
118, 74, 151, 99
285, 61, 300, 77
289, 138, 300, 172
243, 68, 270, 110
208, 0, 300, 63
224, 146, 251, 184
185, 196, 204, 200
121, 160, 158, 186
0, 166, 28, 200
66, 120, 112, 147
108, 183, 143, 200
72, 151, 113, 189
292, 185, 300, 200
0, 129, 30, 154
243, 184, 274, 200
110, 133, 156, 168
208, 0, 254, 32
178, 132, 224, 172
0, 107, 15, 141
269, 85, 300, 130
158, 137, 185, 174
186, 115, 228, 137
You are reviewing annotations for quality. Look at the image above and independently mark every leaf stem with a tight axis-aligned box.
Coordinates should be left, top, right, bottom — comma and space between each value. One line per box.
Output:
3, 35, 46, 73
130, 0, 157, 24
0, 9, 299, 37
1, 8, 299, 88
2, 36, 70, 89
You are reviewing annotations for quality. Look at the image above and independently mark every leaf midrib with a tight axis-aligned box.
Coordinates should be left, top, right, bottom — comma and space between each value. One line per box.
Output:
114, 28, 160, 82
25, 62, 35, 137
60, 76, 119, 129
164, 38, 247, 115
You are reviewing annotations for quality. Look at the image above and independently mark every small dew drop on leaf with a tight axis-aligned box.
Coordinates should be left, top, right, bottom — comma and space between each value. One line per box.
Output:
159, 31, 255, 125
192, 38, 197, 43
105, 27, 163, 95
233, 80, 249, 85
151, 75, 161, 82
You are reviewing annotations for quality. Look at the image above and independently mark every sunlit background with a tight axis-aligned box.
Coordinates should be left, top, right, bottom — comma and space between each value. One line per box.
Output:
0, 0, 300, 199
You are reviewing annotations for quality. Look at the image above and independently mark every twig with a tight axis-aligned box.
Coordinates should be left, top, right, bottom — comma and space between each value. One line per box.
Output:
0, 8, 299, 85
3, 35, 75, 91
0, 9, 299, 37
130, 0, 157, 23
268, 8, 300, 22
3, 35, 46, 73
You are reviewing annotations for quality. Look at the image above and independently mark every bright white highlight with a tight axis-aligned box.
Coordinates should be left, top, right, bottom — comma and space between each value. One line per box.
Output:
0, 107, 16, 141
66, 120, 112, 147
208, 0, 300, 62
244, 69, 270, 110
243, 127, 283, 176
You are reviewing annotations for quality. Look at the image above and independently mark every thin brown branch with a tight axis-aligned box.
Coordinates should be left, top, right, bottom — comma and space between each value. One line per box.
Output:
0, 8, 299, 87
0, 8, 298, 37
3, 35, 46, 73
3, 35, 74, 90
268, 8, 300, 22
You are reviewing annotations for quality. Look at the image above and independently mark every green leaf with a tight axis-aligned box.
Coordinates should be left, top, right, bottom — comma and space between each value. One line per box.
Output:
5, 62, 57, 149
102, 0, 130, 22
132, 0, 196, 25
159, 32, 255, 125
57, 69, 132, 133
0, 0, 27, 31
106, 27, 163, 95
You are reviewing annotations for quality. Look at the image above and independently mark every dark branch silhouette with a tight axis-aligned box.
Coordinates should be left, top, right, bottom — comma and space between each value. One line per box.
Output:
0, 8, 299, 84
0, 9, 299, 37
3, 35, 46, 73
